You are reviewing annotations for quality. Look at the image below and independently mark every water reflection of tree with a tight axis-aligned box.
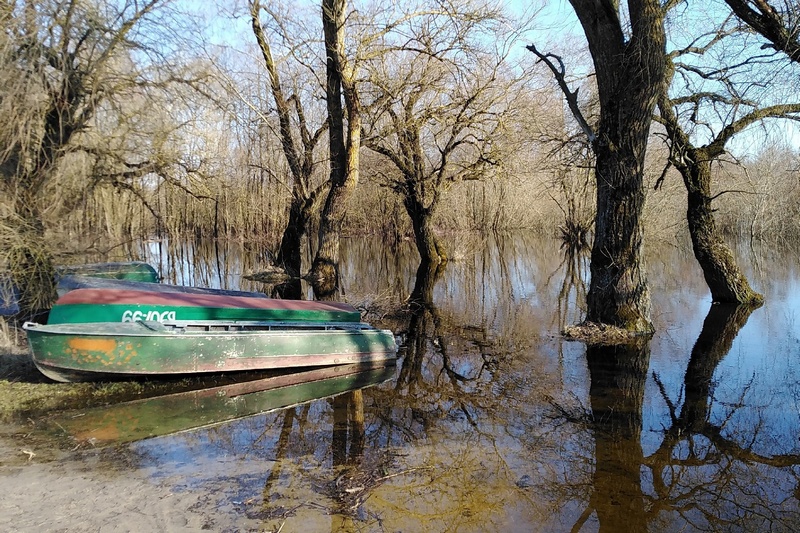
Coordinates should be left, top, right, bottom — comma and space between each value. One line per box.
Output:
331, 390, 365, 466
365, 258, 524, 528
397, 260, 445, 387
254, 389, 387, 524
397, 259, 499, 393
580, 339, 651, 532
547, 240, 589, 332
573, 304, 800, 531
646, 303, 800, 529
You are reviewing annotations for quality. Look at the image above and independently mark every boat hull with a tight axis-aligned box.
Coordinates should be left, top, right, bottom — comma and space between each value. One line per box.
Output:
47, 288, 362, 325
3, 261, 160, 316
56, 275, 265, 298
24, 320, 397, 382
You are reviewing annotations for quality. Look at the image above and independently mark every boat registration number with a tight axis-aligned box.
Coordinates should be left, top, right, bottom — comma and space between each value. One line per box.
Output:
121, 309, 177, 322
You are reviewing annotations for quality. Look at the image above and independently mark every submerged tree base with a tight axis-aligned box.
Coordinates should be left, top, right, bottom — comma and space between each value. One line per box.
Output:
562, 321, 654, 345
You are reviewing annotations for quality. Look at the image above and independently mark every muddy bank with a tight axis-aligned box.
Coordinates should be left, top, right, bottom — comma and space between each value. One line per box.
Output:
0, 341, 265, 532
0, 443, 213, 532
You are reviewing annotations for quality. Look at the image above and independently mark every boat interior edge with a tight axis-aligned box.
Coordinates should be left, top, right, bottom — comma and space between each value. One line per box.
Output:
139, 320, 375, 333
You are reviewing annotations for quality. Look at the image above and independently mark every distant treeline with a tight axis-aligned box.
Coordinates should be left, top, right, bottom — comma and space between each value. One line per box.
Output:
55, 141, 799, 254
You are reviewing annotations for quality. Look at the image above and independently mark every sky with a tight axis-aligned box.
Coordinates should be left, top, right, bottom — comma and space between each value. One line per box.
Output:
179, 0, 798, 159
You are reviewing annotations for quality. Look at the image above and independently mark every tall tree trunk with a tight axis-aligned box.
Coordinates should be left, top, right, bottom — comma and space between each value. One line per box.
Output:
311, 0, 360, 298
275, 196, 316, 279
684, 157, 764, 304
568, 0, 666, 334
587, 140, 653, 332
271, 197, 317, 300
656, 58, 764, 306
312, 179, 356, 297
251, 1, 327, 285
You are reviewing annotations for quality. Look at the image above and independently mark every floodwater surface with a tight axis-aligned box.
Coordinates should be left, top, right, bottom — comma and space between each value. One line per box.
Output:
4, 234, 800, 531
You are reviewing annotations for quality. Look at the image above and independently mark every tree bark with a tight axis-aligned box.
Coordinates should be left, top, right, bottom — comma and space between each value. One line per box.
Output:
311, 179, 356, 297
587, 141, 654, 332
403, 193, 447, 265
310, 0, 360, 298
275, 195, 320, 279
684, 157, 764, 304
569, 0, 665, 333
724, 0, 800, 63
251, 1, 327, 283
656, 52, 766, 305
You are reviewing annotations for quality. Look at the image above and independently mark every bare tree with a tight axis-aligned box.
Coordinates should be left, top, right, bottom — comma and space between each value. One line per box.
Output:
309, 0, 362, 297
0, 0, 165, 316
530, 0, 667, 336
724, 0, 800, 62
655, 12, 800, 304
362, 1, 526, 265
0, 0, 215, 317
249, 0, 328, 283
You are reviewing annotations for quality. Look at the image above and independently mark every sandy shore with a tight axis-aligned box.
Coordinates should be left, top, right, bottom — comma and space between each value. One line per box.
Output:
0, 440, 221, 532
0, 345, 367, 532
0, 347, 225, 531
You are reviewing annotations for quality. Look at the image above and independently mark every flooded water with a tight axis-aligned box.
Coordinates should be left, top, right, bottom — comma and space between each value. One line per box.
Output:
9, 234, 800, 531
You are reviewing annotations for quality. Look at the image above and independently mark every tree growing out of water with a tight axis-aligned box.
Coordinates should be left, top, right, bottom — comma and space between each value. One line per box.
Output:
530, 0, 666, 335
308, 0, 362, 297
249, 0, 329, 282
655, 8, 800, 305
362, 1, 529, 266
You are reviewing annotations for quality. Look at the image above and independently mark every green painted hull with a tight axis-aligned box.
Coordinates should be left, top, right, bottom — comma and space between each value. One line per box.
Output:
47, 288, 362, 325
48, 302, 362, 324
46, 363, 395, 446
24, 320, 397, 382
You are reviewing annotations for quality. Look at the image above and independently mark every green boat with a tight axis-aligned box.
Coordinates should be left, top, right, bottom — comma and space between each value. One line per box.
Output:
47, 288, 362, 324
56, 273, 266, 297
24, 319, 398, 382
3, 261, 161, 316
56, 261, 160, 284
45, 363, 395, 447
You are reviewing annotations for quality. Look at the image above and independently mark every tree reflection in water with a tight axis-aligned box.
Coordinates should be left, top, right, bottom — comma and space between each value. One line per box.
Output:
574, 303, 800, 531
105, 235, 800, 530
583, 340, 651, 532
397, 260, 446, 388
396, 258, 500, 410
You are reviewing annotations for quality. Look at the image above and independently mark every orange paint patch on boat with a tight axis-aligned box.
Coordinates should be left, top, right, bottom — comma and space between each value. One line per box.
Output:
68, 338, 117, 353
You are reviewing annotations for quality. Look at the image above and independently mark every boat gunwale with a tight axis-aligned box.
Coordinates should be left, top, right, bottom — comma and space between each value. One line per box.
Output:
24, 319, 394, 337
